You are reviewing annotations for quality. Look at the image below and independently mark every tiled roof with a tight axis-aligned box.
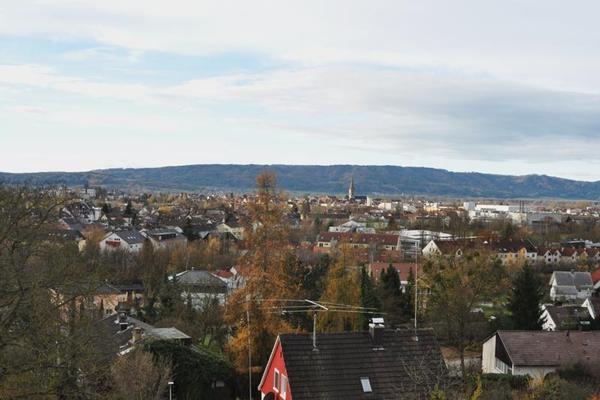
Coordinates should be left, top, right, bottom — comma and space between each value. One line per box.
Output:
489, 239, 537, 253
368, 262, 419, 281
497, 330, 600, 367
561, 247, 578, 257
591, 268, 600, 284
552, 271, 593, 289
279, 329, 446, 400
544, 305, 591, 329
112, 229, 145, 244
174, 270, 228, 292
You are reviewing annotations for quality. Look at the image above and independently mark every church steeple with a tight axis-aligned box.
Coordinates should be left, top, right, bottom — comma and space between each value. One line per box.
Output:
348, 175, 355, 199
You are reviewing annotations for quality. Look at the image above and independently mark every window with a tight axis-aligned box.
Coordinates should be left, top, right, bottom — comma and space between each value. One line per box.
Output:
274, 369, 280, 391
494, 357, 509, 374
360, 377, 372, 393
281, 375, 287, 397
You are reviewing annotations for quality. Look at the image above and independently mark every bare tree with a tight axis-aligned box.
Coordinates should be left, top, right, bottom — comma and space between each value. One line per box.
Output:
110, 351, 172, 400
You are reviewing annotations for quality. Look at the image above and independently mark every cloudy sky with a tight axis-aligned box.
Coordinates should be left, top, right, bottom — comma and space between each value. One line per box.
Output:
2, 1, 600, 180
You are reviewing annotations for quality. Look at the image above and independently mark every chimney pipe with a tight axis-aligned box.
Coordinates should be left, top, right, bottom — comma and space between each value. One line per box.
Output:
132, 327, 143, 343
369, 317, 385, 350
118, 311, 129, 331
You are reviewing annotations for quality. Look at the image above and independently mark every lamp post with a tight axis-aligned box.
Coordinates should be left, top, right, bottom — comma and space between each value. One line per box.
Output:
168, 381, 174, 400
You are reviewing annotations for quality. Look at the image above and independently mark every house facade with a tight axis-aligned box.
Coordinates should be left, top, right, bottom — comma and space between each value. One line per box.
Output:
258, 322, 447, 400
482, 330, 600, 379
171, 269, 229, 307
549, 271, 593, 302
99, 230, 145, 253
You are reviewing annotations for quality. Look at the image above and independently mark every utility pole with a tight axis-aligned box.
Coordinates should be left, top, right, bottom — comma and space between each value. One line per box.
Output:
414, 247, 419, 340
246, 296, 252, 400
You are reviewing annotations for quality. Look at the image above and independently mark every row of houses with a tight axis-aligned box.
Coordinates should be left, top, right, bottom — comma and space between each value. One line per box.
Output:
423, 238, 600, 266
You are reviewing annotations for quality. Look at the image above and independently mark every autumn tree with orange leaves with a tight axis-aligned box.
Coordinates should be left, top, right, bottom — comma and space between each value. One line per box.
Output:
225, 171, 297, 375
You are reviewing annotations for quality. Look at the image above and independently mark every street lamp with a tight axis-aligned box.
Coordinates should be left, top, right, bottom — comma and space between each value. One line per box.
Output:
168, 381, 174, 400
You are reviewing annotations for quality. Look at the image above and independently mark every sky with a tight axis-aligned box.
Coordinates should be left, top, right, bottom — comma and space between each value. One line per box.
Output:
2, 1, 600, 180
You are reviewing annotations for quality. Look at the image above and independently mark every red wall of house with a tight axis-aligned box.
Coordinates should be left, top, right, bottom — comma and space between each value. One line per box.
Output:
259, 340, 292, 400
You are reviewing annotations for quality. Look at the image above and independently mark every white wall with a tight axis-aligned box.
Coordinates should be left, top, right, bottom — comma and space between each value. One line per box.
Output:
481, 335, 497, 374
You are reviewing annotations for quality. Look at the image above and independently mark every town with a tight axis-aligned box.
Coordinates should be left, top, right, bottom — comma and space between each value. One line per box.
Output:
3, 2, 600, 398
2, 172, 600, 399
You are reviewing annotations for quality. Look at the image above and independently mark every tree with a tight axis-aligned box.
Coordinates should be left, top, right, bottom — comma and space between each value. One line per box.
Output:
225, 171, 295, 389
424, 252, 506, 379
144, 340, 235, 400
0, 187, 109, 398
110, 350, 172, 400
317, 248, 361, 332
378, 264, 404, 327
124, 200, 134, 216
359, 267, 381, 329
507, 263, 545, 330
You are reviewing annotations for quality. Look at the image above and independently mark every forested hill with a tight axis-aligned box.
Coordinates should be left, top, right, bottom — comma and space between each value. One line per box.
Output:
2, 164, 600, 199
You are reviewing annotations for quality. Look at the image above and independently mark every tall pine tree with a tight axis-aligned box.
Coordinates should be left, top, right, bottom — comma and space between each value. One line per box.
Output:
507, 263, 545, 330
378, 264, 404, 327
360, 267, 381, 330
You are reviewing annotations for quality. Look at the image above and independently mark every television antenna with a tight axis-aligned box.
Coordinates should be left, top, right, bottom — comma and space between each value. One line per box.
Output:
241, 297, 383, 399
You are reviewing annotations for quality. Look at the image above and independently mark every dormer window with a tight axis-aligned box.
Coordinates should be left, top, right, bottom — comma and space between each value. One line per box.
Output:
360, 377, 372, 393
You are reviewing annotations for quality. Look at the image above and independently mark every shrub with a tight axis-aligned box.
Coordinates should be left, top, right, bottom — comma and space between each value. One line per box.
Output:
532, 376, 595, 400
480, 373, 530, 390
557, 362, 594, 384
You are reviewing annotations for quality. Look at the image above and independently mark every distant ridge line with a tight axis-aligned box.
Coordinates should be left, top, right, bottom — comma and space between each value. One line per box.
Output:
1, 164, 599, 199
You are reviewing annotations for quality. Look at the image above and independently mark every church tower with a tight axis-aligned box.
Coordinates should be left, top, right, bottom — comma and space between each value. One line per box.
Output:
348, 175, 355, 199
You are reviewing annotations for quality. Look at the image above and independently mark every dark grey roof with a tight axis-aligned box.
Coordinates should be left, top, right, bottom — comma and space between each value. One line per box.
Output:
573, 272, 594, 288
147, 228, 180, 236
174, 270, 228, 292
97, 313, 190, 356
149, 327, 191, 340
552, 271, 593, 289
278, 329, 446, 400
544, 305, 591, 329
113, 230, 145, 244
48, 229, 85, 241
497, 330, 600, 367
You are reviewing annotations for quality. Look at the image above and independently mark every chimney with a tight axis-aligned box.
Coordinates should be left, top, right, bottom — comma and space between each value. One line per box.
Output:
132, 327, 143, 343
369, 317, 385, 350
118, 311, 129, 331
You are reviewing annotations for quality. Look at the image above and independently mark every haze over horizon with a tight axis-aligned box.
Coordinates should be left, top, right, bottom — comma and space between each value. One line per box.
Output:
2, 1, 600, 180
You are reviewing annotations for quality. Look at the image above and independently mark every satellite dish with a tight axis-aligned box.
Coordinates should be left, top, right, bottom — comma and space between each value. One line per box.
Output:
263, 393, 275, 400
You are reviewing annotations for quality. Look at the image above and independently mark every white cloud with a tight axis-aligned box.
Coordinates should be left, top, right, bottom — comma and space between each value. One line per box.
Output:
3, 62, 600, 167
2, 0, 600, 177
2, 0, 600, 92
0, 64, 155, 103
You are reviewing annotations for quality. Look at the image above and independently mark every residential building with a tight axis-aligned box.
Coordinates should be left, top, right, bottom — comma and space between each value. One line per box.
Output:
549, 271, 594, 302
537, 248, 561, 264
582, 297, 600, 320
98, 307, 191, 356
482, 330, 600, 379
141, 227, 187, 250
315, 232, 401, 252
171, 269, 229, 307
99, 230, 145, 253
328, 220, 375, 234
540, 304, 592, 331
258, 321, 447, 400
367, 262, 418, 290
